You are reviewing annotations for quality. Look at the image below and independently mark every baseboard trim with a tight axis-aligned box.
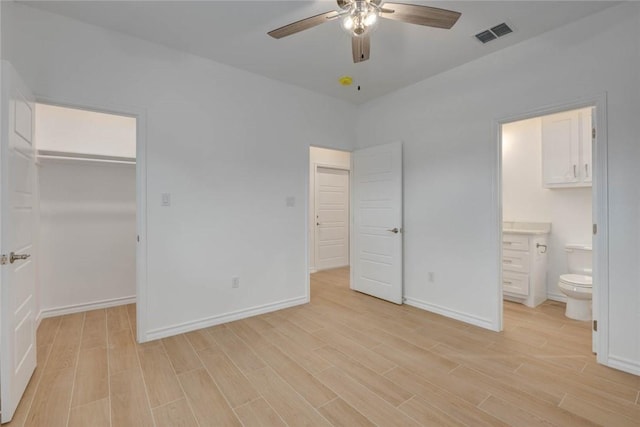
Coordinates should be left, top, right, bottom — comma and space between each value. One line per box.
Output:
606, 355, 640, 376
404, 297, 495, 331
38, 295, 136, 320
144, 295, 309, 342
547, 293, 568, 303
314, 264, 349, 272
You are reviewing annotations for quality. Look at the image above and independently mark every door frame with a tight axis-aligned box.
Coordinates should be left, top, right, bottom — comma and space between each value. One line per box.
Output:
35, 96, 149, 343
313, 163, 350, 272
493, 93, 608, 364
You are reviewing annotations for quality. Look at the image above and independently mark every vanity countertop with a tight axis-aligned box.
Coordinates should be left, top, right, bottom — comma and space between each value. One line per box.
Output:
503, 221, 551, 235
503, 228, 550, 235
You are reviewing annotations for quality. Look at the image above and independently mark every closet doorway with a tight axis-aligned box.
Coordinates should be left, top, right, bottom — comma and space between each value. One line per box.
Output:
35, 103, 138, 324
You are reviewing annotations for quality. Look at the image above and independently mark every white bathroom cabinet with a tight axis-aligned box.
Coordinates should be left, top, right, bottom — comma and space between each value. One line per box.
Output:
502, 232, 549, 308
541, 108, 593, 188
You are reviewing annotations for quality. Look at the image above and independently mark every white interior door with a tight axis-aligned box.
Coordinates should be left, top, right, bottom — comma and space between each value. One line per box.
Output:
591, 107, 597, 354
351, 142, 403, 304
1, 62, 37, 423
315, 167, 349, 271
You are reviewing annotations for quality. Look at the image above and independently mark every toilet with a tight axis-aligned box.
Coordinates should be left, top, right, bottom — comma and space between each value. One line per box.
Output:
558, 244, 592, 321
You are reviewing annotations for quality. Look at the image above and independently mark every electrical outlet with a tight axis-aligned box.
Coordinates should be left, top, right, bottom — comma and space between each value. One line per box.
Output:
232, 277, 240, 288
428, 272, 435, 283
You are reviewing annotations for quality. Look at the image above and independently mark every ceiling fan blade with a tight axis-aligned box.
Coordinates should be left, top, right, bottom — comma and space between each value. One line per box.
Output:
352, 35, 370, 63
268, 11, 340, 39
380, 3, 461, 29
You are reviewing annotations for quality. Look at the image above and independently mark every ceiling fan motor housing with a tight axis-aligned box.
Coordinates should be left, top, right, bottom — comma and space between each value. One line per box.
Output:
269, 0, 461, 64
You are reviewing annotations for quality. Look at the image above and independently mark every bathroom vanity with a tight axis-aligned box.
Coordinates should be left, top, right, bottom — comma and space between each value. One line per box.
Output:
502, 222, 550, 308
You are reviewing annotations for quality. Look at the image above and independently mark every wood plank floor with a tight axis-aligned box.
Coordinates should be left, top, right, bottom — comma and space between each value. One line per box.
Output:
7, 267, 640, 426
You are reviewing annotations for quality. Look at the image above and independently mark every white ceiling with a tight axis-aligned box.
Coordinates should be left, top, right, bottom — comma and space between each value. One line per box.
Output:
23, 1, 618, 104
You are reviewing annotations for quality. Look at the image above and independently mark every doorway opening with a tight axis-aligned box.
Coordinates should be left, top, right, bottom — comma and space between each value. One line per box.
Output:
308, 142, 404, 305
35, 103, 138, 326
498, 101, 607, 358
308, 147, 352, 293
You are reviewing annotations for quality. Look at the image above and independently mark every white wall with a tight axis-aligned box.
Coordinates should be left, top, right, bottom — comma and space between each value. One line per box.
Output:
308, 147, 351, 272
36, 103, 136, 158
356, 3, 640, 372
2, 2, 356, 340
39, 160, 136, 314
502, 116, 592, 300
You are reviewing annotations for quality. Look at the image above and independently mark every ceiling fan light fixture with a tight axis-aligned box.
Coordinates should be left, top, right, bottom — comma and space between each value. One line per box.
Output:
343, 16, 354, 30
268, 0, 461, 64
364, 12, 377, 27
342, 5, 378, 37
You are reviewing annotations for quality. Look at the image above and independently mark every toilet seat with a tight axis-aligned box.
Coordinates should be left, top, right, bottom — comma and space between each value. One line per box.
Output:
559, 273, 592, 288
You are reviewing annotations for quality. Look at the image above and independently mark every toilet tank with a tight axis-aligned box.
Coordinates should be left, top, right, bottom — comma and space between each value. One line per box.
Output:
565, 244, 592, 275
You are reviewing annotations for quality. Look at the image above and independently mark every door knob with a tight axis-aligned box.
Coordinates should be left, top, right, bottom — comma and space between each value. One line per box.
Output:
9, 252, 30, 264
387, 228, 399, 234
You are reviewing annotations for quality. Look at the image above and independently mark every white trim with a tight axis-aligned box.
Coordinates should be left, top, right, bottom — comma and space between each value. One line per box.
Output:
35, 96, 148, 343
591, 94, 609, 362
494, 94, 609, 364
305, 149, 311, 303
606, 355, 640, 376
145, 296, 308, 341
405, 297, 495, 331
546, 293, 568, 303
38, 295, 136, 319
314, 162, 350, 171
314, 264, 349, 273
492, 117, 503, 332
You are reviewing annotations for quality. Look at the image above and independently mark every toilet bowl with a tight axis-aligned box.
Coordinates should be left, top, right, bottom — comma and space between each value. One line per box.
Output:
558, 273, 592, 320
558, 244, 592, 321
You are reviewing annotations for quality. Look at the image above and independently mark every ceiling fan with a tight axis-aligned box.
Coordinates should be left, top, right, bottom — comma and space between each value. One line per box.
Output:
268, 0, 461, 63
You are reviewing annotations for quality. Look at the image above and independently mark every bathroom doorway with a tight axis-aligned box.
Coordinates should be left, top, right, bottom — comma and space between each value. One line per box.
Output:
497, 98, 608, 360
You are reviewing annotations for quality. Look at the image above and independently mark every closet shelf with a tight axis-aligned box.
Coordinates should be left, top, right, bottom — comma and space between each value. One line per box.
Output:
37, 150, 136, 165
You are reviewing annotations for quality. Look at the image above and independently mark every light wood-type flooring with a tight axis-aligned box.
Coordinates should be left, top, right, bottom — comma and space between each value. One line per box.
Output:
6, 267, 640, 426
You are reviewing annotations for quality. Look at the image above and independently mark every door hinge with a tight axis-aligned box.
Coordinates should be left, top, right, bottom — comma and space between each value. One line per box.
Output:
593, 224, 597, 235
593, 320, 598, 332
0, 254, 7, 265
592, 127, 596, 139
137, 235, 140, 242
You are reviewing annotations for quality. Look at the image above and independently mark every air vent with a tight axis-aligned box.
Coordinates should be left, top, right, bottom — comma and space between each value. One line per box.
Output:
474, 22, 513, 44
475, 30, 497, 44
491, 23, 513, 37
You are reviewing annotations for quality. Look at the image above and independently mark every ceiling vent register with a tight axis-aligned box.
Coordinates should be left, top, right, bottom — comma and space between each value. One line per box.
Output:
475, 22, 513, 44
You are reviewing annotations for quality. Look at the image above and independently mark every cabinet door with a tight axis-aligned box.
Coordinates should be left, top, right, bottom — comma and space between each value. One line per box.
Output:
542, 110, 580, 186
581, 109, 593, 183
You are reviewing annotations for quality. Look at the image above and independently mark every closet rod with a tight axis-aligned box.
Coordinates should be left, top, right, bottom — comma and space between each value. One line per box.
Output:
37, 150, 136, 164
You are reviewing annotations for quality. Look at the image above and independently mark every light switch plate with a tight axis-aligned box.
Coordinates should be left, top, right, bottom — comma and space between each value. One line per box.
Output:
161, 193, 171, 206
286, 196, 295, 207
